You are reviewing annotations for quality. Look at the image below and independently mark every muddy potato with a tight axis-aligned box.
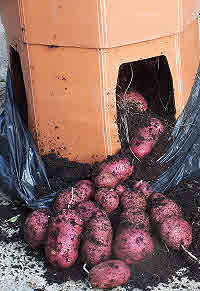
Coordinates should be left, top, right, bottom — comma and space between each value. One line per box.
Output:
81, 215, 112, 265
75, 201, 100, 223
95, 172, 119, 189
85, 215, 113, 245
81, 240, 112, 266
159, 216, 192, 249
150, 198, 182, 224
89, 260, 131, 289
53, 179, 95, 212
120, 208, 150, 231
118, 90, 148, 112
130, 117, 164, 159
120, 190, 147, 210
45, 209, 83, 268
95, 188, 119, 213
115, 184, 127, 197
24, 208, 51, 249
133, 180, 152, 200
113, 228, 154, 265
99, 158, 134, 182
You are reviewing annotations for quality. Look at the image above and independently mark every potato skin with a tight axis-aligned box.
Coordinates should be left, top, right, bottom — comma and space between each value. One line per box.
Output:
150, 199, 182, 224
113, 228, 154, 264
120, 208, 150, 231
85, 216, 112, 245
53, 179, 95, 212
81, 240, 112, 266
95, 188, 119, 213
99, 158, 134, 182
120, 190, 147, 210
45, 209, 83, 268
95, 172, 119, 189
75, 201, 102, 223
89, 260, 131, 289
130, 117, 164, 159
115, 184, 127, 197
133, 180, 152, 200
118, 91, 148, 112
81, 215, 112, 265
24, 208, 51, 249
159, 216, 192, 249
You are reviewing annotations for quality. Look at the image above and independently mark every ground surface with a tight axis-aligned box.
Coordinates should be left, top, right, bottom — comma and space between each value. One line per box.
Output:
1, 17, 200, 291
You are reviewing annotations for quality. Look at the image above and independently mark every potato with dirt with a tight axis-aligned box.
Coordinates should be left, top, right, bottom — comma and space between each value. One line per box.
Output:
75, 201, 107, 223
95, 188, 119, 213
89, 260, 131, 289
24, 208, 51, 249
120, 208, 150, 231
53, 179, 95, 212
118, 90, 148, 113
113, 227, 154, 264
95, 172, 119, 189
130, 117, 164, 159
133, 180, 152, 200
81, 215, 112, 266
150, 198, 182, 224
115, 184, 127, 197
45, 209, 83, 268
159, 216, 192, 250
99, 157, 134, 182
120, 190, 147, 210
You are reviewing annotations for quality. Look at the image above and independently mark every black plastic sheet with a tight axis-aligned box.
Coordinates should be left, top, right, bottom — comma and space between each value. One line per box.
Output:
152, 64, 200, 192
0, 70, 55, 209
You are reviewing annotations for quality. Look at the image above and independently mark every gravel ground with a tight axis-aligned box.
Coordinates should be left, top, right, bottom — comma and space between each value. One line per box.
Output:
1, 16, 200, 291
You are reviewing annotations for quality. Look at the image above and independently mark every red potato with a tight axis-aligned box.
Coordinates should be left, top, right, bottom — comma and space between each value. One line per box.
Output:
24, 208, 51, 249
45, 209, 83, 268
81, 240, 112, 266
113, 228, 154, 265
99, 158, 134, 182
89, 260, 131, 289
149, 118, 164, 134
75, 201, 101, 223
130, 117, 164, 159
133, 180, 152, 200
150, 199, 182, 224
81, 215, 112, 265
115, 184, 127, 197
95, 188, 119, 213
120, 190, 147, 210
159, 216, 192, 249
120, 208, 150, 231
86, 215, 113, 245
53, 179, 95, 212
75, 179, 95, 200
95, 172, 119, 189
119, 91, 148, 112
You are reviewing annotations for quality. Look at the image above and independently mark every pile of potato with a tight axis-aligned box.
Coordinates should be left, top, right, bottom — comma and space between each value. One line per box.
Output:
24, 157, 192, 289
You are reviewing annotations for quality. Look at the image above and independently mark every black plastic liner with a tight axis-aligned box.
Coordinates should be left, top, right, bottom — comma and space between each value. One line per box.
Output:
0, 70, 55, 209
152, 64, 200, 192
